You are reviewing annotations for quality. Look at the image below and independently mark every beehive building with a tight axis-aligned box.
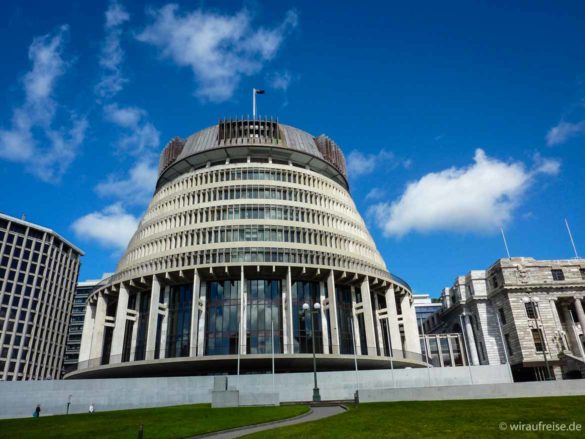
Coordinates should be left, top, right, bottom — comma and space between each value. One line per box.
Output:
72, 118, 422, 378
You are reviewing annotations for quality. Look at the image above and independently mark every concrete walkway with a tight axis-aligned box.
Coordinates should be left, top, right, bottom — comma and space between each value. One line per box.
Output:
192, 405, 347, 439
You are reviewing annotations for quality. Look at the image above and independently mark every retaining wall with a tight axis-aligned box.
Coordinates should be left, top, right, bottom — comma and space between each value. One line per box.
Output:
0, 365, 510, 419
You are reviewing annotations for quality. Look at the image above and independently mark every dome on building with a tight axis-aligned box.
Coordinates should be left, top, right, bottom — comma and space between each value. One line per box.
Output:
70, 118, 423, 379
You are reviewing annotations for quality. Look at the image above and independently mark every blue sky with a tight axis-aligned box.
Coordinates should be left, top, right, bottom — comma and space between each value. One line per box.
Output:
1, 0, 584, 296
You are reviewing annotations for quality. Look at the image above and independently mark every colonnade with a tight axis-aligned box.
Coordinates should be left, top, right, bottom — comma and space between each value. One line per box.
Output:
78, 267, 421, 369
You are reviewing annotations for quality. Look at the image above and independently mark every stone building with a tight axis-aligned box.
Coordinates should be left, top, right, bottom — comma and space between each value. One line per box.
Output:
427, 257, 585, 381
0, 213, 83, 381
71, 118, 423, 379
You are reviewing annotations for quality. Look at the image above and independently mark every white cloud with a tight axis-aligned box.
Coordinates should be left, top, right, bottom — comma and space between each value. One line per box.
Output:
104, 104, 143, 127
95, 1, 130, 99
137, 5, 298, 102
267, 70, 293, 91
72, 203, 139, 250
96, 160, 158, 205
365, 188, 386, 201
0, 25, 87, 182
103, 103, 160, 155
546, 119, 585, 146
369, 149, 560, 237
347, 149, 407, 177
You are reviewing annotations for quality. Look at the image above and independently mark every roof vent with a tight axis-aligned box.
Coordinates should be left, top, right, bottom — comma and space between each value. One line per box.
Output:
218, 116, 281, 146
314, 135, 347, 179
158, 137, 185, 176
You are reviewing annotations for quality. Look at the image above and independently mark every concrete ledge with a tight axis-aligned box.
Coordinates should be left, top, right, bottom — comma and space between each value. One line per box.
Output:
211, 390, 239, 408
361, 379, 585, 402
239, 392, 280, 406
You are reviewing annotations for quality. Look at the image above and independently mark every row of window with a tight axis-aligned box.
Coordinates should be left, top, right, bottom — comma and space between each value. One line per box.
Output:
145, 183, 356, 230
136, 204, 368, 244
124, 225, 379, 267
153, 163, 348, 211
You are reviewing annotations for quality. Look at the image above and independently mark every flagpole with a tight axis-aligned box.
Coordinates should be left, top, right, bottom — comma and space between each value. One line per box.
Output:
500, 227, 511, 259
252, 88, 256, 118
565, 218, 580, 259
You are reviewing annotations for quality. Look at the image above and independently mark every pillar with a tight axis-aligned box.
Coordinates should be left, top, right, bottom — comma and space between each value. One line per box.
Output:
326, 270, 340, 354
562, 303, 583, 357
385, 286, 402, 357
401, 292, 421, 355
197, 280, 206, 356
110, 284, 129, 364
239, 266, 247, 355
573, 298, 585, 345
78, 302, 95, 365
320, 280, 330, 354
189, 271, 201, 356
360, 277, 377, 355
351, 287, 362, 354
283, 266, 293, 354
89, 292, 107, 363
159, 286, 170, 359
145, 276, 161, 360
130, 293, 141, 360
464, 314, 480, 365
373, 294, 385, 356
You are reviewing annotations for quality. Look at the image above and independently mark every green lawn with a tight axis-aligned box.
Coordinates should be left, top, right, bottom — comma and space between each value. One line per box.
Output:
245, 396, 585, 438
0, 403, 309, 439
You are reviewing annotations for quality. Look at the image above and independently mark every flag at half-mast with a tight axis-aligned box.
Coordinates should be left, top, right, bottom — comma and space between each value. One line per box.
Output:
255, 89, 265, 94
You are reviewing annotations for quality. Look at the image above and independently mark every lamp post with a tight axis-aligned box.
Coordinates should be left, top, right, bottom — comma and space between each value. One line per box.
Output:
302, 301, 321, 402
522, 296, 554, 380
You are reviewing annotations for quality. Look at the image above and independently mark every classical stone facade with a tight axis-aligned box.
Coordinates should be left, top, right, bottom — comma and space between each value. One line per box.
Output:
427, 257, 585, 381
71, 118, 422, 379
0, 213, 83, 381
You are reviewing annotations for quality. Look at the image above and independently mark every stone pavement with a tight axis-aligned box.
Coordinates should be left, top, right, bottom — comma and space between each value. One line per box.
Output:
191, 405, 347, 439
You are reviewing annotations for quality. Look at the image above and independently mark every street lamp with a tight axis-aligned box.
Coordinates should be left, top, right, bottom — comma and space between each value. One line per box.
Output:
522, 296, 554, 380
302, 301, 322, 402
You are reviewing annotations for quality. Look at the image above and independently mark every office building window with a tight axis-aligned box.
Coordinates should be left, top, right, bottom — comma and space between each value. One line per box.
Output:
531, 329, 545, 352
498, 307, 507, 325
551, 269, 565, 281
525, 302, 537, 319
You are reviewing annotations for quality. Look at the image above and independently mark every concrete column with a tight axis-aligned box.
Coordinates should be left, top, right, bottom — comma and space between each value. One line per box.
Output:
561, 303, 583, 356
326, 270, 340, 354
130, 293, 141, 360
463, 314, 480, 365
574, 298, 585, 339
239, 267, 247, 355
283, 266, 293, 354
145, 276, 161, 360
197, 281, 206, 356
320, 280, 330, 354
360, 277, 377, 355
373, 294, 385, 355
189, 271, 201, 356
110, 284, 130, 364
401, 293, 421, 355
159, 286, 170, 359
351, 288, 362, 354
385, 286, 402, 357
89, 292, 107, 362
78, 302, 95, 364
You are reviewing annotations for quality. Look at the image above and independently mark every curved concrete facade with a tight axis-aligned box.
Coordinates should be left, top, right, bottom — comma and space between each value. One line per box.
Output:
70, 119, 422, 379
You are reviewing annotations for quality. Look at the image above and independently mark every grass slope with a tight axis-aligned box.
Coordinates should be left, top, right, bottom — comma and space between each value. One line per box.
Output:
0, 403, 308, 439
246, 396, 585, 438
